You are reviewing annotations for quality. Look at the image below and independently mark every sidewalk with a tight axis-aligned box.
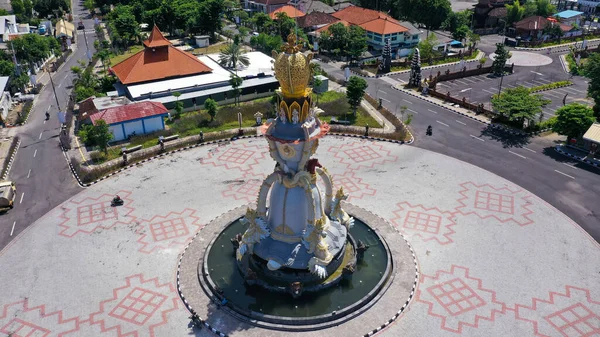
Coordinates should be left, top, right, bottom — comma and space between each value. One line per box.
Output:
392, 83, 492, 124
555, 144, 600, 168
328, 81, 394, 133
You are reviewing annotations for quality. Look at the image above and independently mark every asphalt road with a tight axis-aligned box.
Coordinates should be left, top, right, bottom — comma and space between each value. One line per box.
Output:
0, 2, 96, 250
320, 60, 600, 241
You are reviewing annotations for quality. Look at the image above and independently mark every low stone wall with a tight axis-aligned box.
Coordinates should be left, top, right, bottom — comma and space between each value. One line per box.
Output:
1, 137, 20, 180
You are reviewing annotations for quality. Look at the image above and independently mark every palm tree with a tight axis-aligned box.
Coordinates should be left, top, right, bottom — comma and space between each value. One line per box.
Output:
218, 43, 250, 70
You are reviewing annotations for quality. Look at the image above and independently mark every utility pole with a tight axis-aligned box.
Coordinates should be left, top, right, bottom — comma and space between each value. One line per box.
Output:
497, 72, 504, 96
47, 68, 62, 112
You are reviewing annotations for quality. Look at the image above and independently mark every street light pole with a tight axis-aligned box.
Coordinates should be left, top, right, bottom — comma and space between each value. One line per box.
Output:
497, 72, 504, 96
47, 68, 62, 112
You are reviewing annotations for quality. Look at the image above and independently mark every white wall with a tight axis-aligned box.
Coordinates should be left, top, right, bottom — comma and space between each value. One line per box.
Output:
0, 92, 11, 122
123, 120, 144, 137
143, 116, 163, 133
109, 124, 125, 142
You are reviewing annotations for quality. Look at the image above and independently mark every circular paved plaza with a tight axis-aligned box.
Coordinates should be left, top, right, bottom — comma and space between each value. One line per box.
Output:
0, 136, 598, 337
490, 50, 553, 67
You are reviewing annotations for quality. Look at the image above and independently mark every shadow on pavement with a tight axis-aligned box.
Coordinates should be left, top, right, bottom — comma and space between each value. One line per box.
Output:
479, 125, 531, 148
542, 146, 600, 175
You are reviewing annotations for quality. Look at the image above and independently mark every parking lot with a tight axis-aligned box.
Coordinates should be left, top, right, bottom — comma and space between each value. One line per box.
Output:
432, 72, 592, 121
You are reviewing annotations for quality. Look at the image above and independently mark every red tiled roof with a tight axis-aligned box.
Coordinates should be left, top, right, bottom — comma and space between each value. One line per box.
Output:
514, 16, 550, 30
316, 20, 350, 33
296, 11, 339, 28
332, 6, 398, 26
269, 5, 306, 19
359, 17, 408, 34
111, 26, 212, 85
143, 25, 171, 48
90, 101, 168, 125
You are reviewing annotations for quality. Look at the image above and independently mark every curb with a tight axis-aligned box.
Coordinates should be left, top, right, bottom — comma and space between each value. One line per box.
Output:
391, 85, 549, 137
554, 146, 600, 168
529, 82, 573, 93
515, 38, 600, 52
1, 138, 20, 180
559, 54, 570, 73
351, 51, 484, 78
63, 132, 414, 188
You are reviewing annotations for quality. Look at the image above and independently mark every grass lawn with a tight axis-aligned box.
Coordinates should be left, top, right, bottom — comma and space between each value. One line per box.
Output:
193, 44, 228, 55
109, 45, 144, 66
88, 92, 381, 164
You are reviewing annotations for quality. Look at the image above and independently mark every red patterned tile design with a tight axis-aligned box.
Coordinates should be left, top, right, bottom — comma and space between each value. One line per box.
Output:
135, 209, 203, 254
200, 143, 267, 174
327, 141, 399, 170
514, 286, 600, 337
415, 265, 507, 333
57, 191, 136, 238
455, 182, 534, 226
0, 299, 81, 336
332, 171, 376, 201
88, 274, 178, 337
390, 202, 456, 245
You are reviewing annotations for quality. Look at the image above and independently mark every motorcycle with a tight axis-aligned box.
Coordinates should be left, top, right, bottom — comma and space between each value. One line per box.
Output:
45, 112, 50, 120
426, 125, 432, 136
111, 196, 124, 207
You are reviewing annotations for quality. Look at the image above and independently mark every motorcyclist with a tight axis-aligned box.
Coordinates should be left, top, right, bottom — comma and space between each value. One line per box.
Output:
112, 195, 123, 204
45, 111, 50, 120
427, 125, 432, 134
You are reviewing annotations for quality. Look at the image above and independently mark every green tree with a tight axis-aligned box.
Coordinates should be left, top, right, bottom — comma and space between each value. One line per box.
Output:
11, 0, 25, 20
84, 0, 95, 13
0, 9, 9, 15
229, 73, 243, 106
491, 86, 551, 127
452, 25, 470, 42
492, 43, 511, 76
250, 33, 283, 53
80, 120, 113, 153
442, 9, 472, 33
172, 92, 183, 114
275, 12, 297, 40
34, 0, 70, 18
109, 5, 140, 48
411, 0, 451, 36
506, 0, 525, 25
0, 60, 15, 77
204, 98, 218, 121
9, 34, 53, 71
347, 25, 367, 62
584, 53, 600, 119
417, 33, 438, 62
534, 0, 557, 16
252, 12, 273, 33
523, 0, 538, 17
543, 23, 564, 41
197, 0, 225, 38
71, 66, 82, 79
346, 76, 368, 116
218, 43, 250, 70
552, 103, 596, 140
467, 30, 480, 49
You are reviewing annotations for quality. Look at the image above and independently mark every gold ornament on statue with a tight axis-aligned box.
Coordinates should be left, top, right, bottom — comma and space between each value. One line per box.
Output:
272, 32, 313, 99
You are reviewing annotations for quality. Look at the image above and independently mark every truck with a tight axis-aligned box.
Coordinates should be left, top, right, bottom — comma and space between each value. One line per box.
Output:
13, 92, 34, 102
0, 181, 16, 211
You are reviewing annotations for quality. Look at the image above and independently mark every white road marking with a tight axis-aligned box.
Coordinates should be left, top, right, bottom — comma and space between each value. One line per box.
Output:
19, 192, 24, 204
378, 90, 388, 95
380, 97, 391, 103
428, 109, 438, 114
407, 108, 418, 114
43, 120, 46, 124
436, 120, 449, 127
562, 87, 586, 94
463, 78, 477, 83
27, 169, 31, 178
33, 149, 37, 158
454, 79, 469, 85
482, 89, 496, 95
470, 135, 485, 142
436, 82, 448, 87
563, 162, 578, 169
57, 83, 62, 89
455, 120, 466, 125
509, 150, 527, 159
402, 99, 413, 104
554, 169, 575, 179
523, 147, 536, 153
531, 71, 544, 76
63, 74, 69, 81
39, 132, 43, 140
459, 88, 472, 93
10, 221, 15, 236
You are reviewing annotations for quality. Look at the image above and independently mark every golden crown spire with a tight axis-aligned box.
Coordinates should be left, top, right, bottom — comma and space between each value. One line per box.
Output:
272, 31, 313, 99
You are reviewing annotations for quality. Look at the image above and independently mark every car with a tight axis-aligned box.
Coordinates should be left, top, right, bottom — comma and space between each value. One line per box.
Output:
0, 181, 16, 211
77, 21, 85, 30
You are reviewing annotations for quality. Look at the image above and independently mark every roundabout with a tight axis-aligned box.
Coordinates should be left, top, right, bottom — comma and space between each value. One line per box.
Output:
0, 136, 598, 337
489, 50, 553, 67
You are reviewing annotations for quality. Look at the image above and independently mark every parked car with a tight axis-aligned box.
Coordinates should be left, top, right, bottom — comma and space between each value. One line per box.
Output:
38, 25, 47, 35
13, 93, 34, 102
0, 181, 16, 211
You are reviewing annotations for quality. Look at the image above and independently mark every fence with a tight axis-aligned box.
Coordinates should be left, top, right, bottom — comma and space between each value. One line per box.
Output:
428, 64, 514, 91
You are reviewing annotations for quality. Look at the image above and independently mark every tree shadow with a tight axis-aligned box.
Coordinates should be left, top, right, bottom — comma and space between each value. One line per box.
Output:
479, 125, 531, 148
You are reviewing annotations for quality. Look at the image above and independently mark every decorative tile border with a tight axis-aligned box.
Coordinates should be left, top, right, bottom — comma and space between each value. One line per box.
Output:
554, 146, 600, 168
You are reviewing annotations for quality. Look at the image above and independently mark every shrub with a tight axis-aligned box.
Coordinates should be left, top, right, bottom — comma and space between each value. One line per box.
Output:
529, 80, 572, 92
